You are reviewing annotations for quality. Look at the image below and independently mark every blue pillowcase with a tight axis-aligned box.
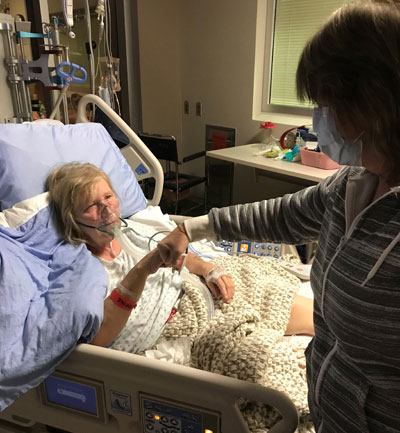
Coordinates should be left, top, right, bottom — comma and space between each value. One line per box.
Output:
0, 122, 146, 217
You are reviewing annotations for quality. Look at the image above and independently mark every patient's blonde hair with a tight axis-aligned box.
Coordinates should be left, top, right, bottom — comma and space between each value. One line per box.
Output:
47, 162, 117, 245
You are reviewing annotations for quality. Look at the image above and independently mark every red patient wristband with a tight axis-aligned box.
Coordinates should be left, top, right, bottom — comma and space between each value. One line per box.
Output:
110, 288, 137, 311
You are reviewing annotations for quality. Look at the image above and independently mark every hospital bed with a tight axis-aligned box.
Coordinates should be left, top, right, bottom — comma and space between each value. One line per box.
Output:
0, 95, 302, 433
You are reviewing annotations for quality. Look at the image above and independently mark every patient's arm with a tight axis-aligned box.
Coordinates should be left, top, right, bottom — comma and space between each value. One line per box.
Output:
91, 248, 164, 347
91, 298, 132, 347
184, 253, 235, 304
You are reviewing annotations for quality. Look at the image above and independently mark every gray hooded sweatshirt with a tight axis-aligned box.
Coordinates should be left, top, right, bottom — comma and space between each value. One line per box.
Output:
185, 166, 400, 433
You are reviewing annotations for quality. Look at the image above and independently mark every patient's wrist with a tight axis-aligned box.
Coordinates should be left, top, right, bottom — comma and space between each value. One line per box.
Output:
202, 263, 214, 280
116, 281, 141, 302
205, 266, 224, 283
110, 288, 137, 311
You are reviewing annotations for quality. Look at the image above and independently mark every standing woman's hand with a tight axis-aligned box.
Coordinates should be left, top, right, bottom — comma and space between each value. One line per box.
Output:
157, 224, 190, 266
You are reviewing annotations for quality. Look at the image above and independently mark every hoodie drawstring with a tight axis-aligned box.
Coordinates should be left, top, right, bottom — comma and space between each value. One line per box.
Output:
362, 230, 400, 286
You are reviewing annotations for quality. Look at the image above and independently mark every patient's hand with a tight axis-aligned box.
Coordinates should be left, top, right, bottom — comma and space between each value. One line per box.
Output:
120, 248, 165, 304
158, 224, 189, 266
205, 267, 235, 304
138, 248, 165, 275
181, 253, 234, 304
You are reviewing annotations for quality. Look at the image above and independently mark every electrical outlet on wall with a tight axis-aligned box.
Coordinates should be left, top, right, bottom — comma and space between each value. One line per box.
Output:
195, 102, 202, 116
184, 100, 190, 114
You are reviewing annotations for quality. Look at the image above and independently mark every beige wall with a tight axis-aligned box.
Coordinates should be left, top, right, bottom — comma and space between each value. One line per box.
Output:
137, 0, 183, 148
137, 0, 301, 204
9, 0, 26, 17
10, 0, 32, 60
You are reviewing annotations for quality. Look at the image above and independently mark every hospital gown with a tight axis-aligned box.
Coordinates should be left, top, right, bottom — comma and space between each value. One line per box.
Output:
97, 220, 182, 353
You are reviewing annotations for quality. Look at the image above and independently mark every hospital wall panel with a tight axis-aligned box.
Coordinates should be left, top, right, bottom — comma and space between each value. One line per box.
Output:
136, 0, 299, 203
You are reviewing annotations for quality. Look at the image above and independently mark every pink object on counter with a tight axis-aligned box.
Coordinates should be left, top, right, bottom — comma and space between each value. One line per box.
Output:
299, 147, 340, 170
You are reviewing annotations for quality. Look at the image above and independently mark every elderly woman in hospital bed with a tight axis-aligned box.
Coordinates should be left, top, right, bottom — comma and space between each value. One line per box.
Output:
46, 162, 314, 354
0, 120, 313, 431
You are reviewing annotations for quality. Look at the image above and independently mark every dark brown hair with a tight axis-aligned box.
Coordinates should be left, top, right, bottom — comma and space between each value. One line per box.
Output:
297, 0, 400, 184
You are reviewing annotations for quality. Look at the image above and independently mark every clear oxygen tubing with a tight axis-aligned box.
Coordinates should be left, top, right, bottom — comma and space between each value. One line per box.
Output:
113, 219, 148, 262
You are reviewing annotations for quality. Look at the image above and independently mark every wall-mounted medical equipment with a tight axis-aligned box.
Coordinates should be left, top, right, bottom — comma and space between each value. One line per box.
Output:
0, 11, 85, 123
0, 13, 32, 122
49, 61, 87, 119
95, 0, 121, 113
98, 56, 120, 108
0, 0, 123, 124
62, 0, 74, 28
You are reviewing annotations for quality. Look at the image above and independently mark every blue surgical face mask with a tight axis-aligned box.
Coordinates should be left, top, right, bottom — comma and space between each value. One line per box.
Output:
312, 107, 363, 166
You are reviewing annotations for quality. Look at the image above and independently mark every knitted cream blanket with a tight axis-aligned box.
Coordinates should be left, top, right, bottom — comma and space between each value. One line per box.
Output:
156, 255, 315, 433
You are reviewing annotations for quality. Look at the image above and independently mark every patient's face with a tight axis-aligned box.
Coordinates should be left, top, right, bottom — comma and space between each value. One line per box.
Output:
74, 178, 121, 243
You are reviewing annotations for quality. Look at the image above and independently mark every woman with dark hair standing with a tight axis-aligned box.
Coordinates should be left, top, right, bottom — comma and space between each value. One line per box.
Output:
158, 2, 400, 431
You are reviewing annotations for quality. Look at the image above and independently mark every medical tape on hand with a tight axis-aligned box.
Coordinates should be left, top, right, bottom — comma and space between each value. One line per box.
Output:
205, 266, 226, 284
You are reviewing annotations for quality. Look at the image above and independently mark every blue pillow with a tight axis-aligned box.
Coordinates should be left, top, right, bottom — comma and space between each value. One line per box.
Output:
0, 122, 146, 217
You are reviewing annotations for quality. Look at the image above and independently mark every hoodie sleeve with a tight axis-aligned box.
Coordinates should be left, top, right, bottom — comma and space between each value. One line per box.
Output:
199, 167, 349, 245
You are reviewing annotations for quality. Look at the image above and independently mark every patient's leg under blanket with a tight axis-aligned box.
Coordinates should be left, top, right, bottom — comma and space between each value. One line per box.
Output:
156, 255, 314, 432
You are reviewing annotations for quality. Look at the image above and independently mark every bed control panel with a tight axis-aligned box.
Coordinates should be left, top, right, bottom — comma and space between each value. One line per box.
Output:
219, 240, 282, 258
39, 371, 107, 422
140, 394, 220, 433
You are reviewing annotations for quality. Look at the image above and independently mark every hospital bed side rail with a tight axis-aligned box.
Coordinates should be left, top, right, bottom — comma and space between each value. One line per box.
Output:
0, 344, 299, 433
76, 94, 164, 207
